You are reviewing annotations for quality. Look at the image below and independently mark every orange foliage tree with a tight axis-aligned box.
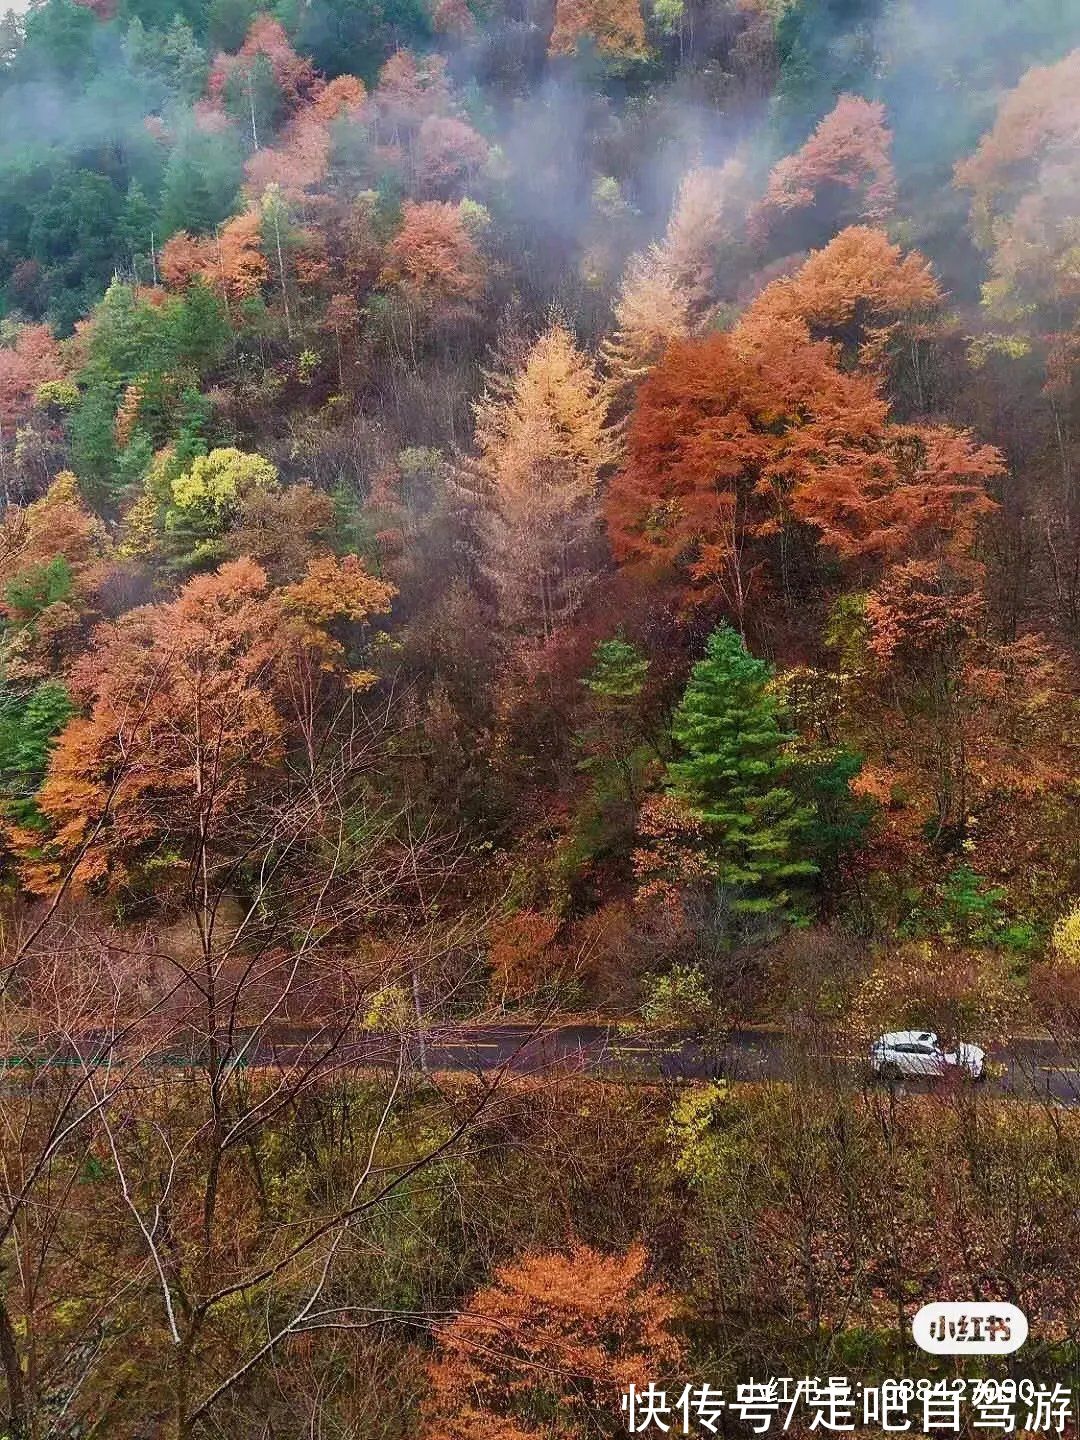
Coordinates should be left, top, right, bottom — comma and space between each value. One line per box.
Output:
245, 114, 333, 197
414, 113, 489, 197
382, 199, 484, 308
207, 16, 318, 125
309, 72, 367, 123
423, 1245, 683, 1439
0, 324, 64, 430
744, 226, 943, 373
374, 50, 451, 140
19, 555, 394, 895
0, 471, 115, 681
955, 47, 1080, 349
954, 50, 1080, 631
243, 73, 367, 200
159, 209, 269, 304
847, 560, 1073, 857
752, 96, 896, 240
548, 0, 647, 59
488, 908, 563, 998
432, 0, 474, 35
955, 44, 1080, 378
606, 317, 1000, 622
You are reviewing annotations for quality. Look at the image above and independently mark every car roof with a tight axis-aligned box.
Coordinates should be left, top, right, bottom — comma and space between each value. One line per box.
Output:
878, 1029, 936, 1045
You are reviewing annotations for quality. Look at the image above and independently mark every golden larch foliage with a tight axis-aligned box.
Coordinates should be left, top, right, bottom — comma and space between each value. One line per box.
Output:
746, 226, 940, 332
548, 0, 647, 58
114, 381, 145, 447
423, 1244, 682, 1439
0, 471, 112, 616
602, 160, 743, 394
662, 158, 745, 308
602, 245, 691, 389
382, 199, 485, 304
744, 225, 942, 366
462, 320, 615, 635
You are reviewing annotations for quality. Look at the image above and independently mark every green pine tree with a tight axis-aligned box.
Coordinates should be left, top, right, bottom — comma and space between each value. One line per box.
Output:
169, 277, 231, 372
157, 126, 243, 238
667, 626, 817, 915
0, 680, 75, 827
119, 180, 156, 275
558, 635, 654, 902
583, 635, 650, 703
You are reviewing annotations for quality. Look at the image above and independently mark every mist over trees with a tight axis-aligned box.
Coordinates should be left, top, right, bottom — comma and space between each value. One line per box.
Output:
0, 0, 1078, 1433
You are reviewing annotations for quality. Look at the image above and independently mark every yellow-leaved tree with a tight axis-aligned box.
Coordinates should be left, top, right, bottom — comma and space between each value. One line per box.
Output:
603, 159, 745, 394
548, 0, 647, 59
457, 320, 615, 638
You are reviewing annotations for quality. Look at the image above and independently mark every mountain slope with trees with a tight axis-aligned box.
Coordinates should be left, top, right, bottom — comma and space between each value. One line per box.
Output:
0, 0, 1077, 1433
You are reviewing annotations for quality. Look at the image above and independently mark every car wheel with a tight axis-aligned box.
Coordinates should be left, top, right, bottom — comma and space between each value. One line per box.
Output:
878, 1060, 903, 1084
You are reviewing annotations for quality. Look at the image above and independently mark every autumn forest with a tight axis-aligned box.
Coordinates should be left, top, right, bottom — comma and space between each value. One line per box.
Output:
0, 0, 1078, 1433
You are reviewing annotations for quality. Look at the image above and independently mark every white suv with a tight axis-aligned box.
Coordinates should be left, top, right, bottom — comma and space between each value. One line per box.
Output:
870, 1030, 985, 1082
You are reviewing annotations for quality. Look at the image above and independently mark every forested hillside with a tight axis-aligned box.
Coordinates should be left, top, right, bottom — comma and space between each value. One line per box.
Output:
0, 0, 1078, 1433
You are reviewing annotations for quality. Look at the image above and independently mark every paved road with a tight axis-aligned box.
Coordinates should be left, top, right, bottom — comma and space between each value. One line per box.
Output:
258, 1025, 1080, 1106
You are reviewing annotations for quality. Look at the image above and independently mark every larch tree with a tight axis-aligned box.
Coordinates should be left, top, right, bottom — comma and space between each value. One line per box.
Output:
244, 113, 333, 198
602, 159, 744, 399
381, 199, 485, 311
373, 50, 451, 144
207, 15, 318, 146
0, 325, 65, 432
413, 113, 489, 198
18, 554, 394, 896
459, 320, 616, 639
602, 244, 691, 394
547, 0, 647, 60
160, 209, 269, 309
855, 561, 1070, 849
0, 471, 115, 682
423, 1245, 682, 1439
606, 316, 1001, 621
661, 159, 745, 311
955, 47, 1080, 295
432, 0, 474, 36
242, 72, 366, 201
751, 95, 897, 240
743, 225, 943, 383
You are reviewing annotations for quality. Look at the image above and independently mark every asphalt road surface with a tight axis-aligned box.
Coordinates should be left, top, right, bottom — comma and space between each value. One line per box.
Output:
258, 1025, 1080, 1106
